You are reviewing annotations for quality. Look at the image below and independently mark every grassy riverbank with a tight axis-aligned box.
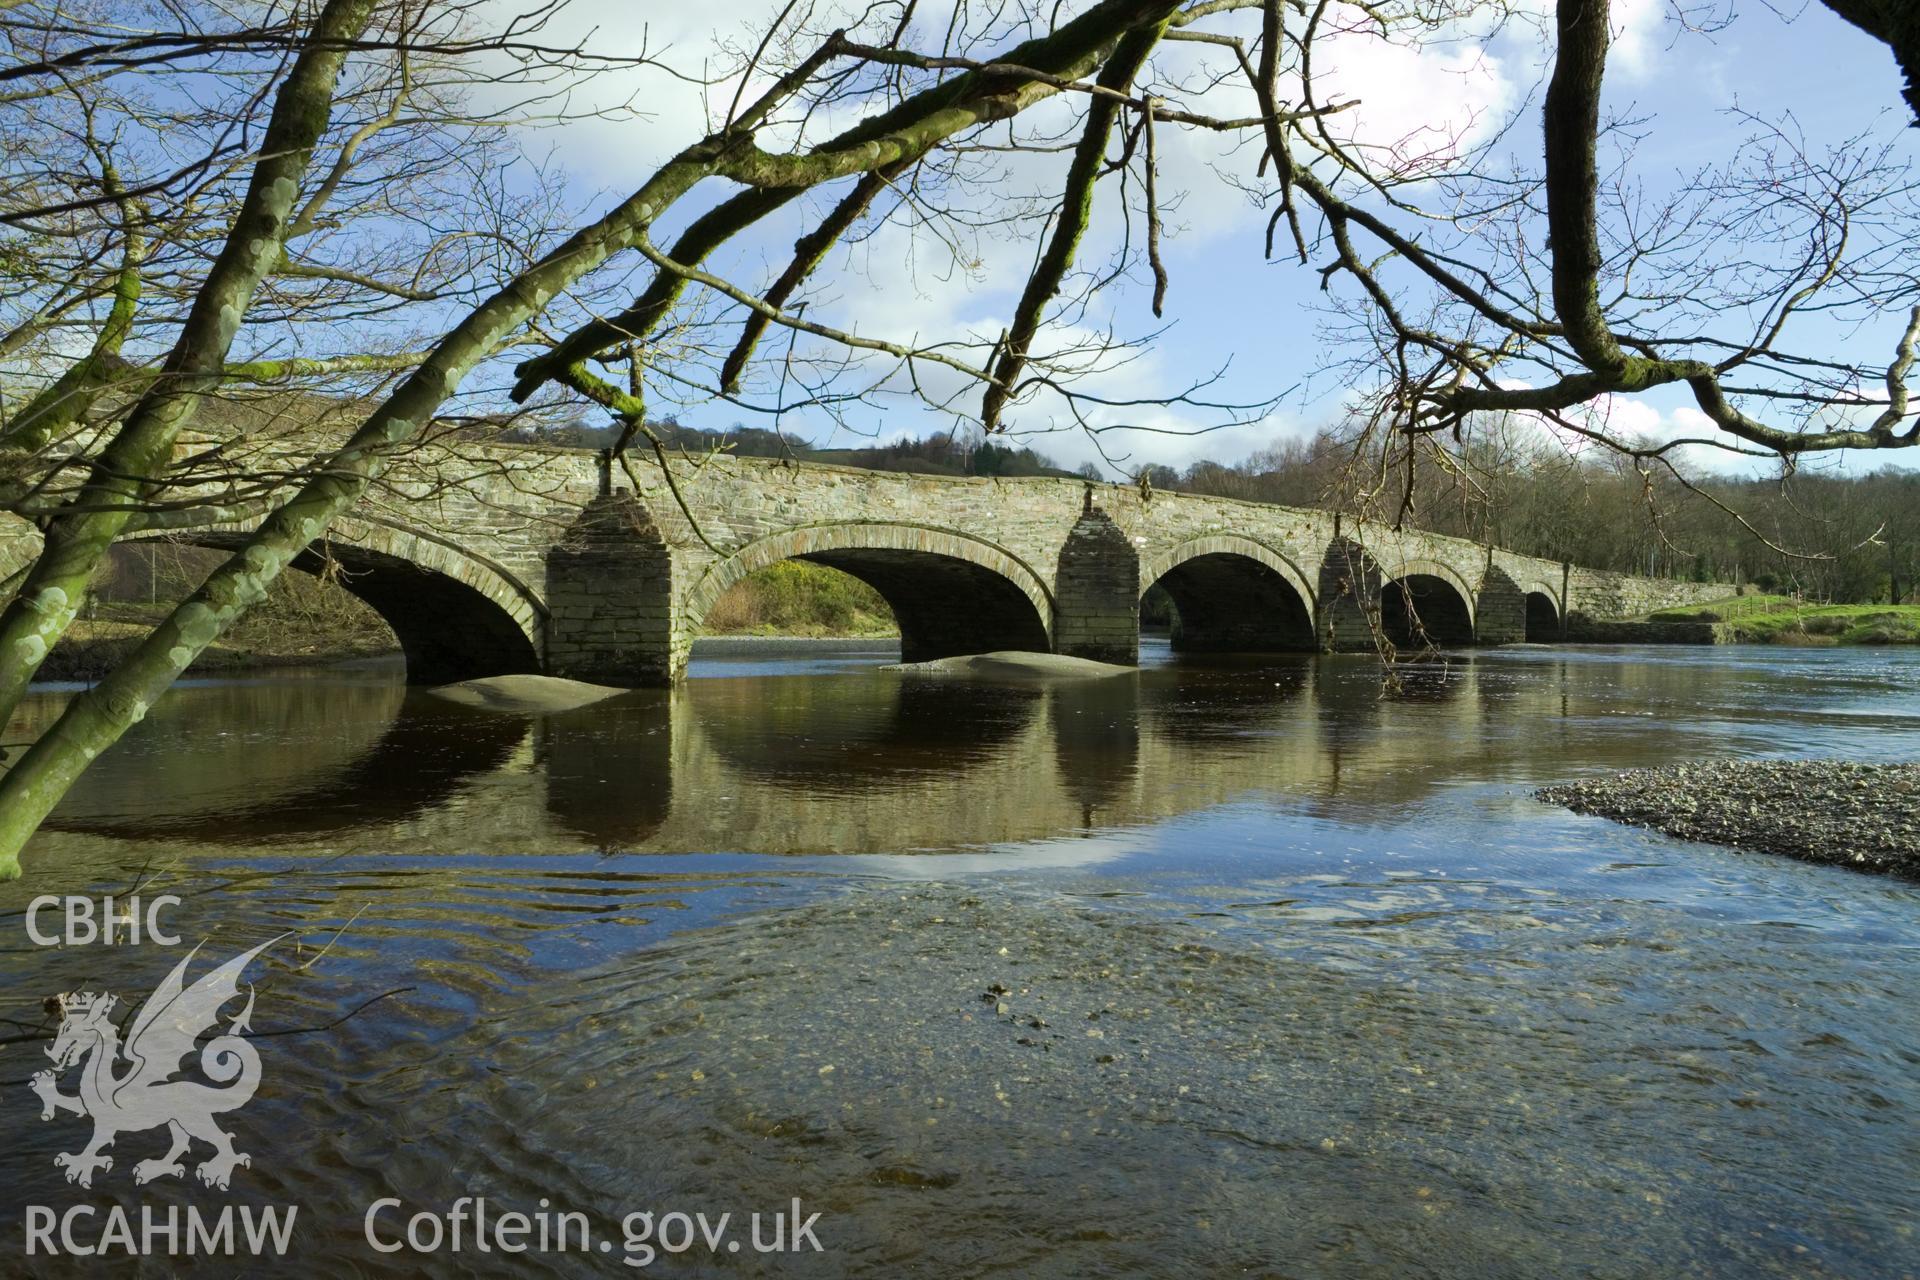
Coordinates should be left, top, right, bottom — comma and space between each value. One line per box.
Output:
38, 548, 402, 681
700, 561, 897, 638
1648, 595, 1920, 645
40, 616, 399, 681
35, 552, 896, 684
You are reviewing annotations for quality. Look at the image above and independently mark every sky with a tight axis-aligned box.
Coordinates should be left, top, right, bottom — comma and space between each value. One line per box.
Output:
485, 0, 1918, 479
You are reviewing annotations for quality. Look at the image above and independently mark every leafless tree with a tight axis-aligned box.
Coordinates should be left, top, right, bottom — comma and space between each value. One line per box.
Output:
0, 0, 1915, 870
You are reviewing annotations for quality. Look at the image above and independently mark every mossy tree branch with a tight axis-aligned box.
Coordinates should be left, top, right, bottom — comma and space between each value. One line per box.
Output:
980, 19, 1168, 431
0, 0, 381, 732
0, 179, 144, 456
511, 0, 1188, 401
1819, 0, 1920, 122
0, 47, 827, 871
720, 162, 905, 393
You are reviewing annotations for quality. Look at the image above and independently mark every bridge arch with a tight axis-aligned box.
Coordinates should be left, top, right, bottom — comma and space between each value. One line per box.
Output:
1515, 578, 1563, 612
1376, 557, 1478, 647
1517, 578, 1563, 640
1140, 535, 1318, 652
126, 517, 545, 684
684, 522, 1053, 662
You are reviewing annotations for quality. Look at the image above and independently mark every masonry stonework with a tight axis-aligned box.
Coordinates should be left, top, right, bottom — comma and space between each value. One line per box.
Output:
544, 493, 677, 685
1053, 500, 1140, 664
0, 443, 1731, 684
1475, 565, 1529, 646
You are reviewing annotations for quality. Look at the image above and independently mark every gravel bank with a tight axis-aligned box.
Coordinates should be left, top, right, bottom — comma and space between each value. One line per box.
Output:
1538, 760, 1920, 877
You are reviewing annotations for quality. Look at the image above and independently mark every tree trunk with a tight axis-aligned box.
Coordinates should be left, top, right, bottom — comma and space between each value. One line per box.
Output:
0, 0, 377, 729
1820, 0, 1920, 122
0, 0, 1188, 874
0, 153, 718, 875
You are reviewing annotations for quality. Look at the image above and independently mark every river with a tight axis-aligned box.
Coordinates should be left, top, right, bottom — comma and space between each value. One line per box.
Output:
3, 640, 1917, 1277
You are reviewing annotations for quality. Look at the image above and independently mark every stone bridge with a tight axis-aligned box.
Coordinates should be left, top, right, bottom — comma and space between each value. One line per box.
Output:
1, 443, 1725, 684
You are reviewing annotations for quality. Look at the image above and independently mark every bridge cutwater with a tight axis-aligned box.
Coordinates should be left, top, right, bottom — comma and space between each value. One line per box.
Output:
0, 445, 1723, 685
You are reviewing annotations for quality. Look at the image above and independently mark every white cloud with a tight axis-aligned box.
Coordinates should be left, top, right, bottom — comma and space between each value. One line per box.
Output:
1606, 0, 1673, 78
464, 0, 1766, 472
1511, 392, 1762, 475
1497, 0, 1674, 81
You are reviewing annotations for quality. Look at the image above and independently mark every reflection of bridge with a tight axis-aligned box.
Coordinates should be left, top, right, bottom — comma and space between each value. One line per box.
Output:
2, 445, 1721, 684
29, 651, 1746, 858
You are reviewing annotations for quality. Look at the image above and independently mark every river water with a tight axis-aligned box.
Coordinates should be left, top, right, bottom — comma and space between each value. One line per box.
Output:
2, 641, 1917, 1277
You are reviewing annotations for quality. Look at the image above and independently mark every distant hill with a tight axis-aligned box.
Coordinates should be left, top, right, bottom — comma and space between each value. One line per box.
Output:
505, 419, 1088, 481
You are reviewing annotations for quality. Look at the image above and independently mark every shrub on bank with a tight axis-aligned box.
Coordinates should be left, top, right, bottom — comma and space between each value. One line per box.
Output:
701, 561, 896, 637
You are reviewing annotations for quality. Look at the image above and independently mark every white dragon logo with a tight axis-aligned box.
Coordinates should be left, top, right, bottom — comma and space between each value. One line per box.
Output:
29, 937, 281, 1190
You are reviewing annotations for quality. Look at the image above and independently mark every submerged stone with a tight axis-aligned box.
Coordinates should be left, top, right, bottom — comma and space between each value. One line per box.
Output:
882, 651, 1135, 682
423, 673, 627, 713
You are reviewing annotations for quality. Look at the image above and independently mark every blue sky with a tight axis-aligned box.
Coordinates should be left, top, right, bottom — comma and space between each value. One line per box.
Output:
494, 0, 1917, 478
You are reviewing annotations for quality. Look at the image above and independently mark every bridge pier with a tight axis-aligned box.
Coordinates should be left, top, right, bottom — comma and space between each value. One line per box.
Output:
544, 494, 682, 685
1474, 565, 1528, 646
1052, 504, 1140, 665
1316, 537, 1384, 651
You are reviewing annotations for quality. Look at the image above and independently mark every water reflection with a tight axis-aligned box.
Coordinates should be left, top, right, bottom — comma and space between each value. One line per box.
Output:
537, 694, 674, 848
12, 674, 521, 840
21, 645, 1920, 860
4, 644, 1920, 1278
691, 675, 1043, 792
1048, 677, 1140, 819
